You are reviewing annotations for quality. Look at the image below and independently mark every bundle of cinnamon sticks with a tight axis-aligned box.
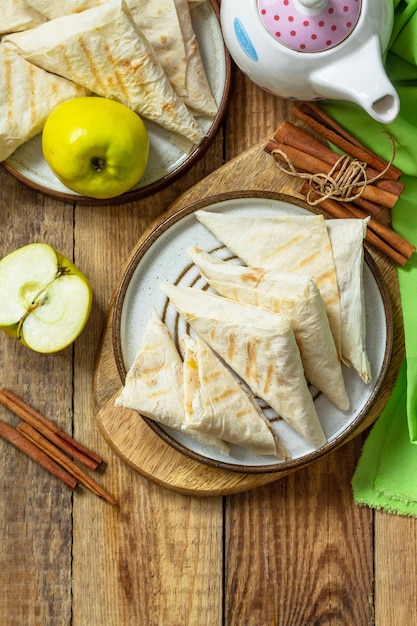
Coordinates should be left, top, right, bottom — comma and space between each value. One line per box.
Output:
264, 102, 415, 266
0, 388, 116, 506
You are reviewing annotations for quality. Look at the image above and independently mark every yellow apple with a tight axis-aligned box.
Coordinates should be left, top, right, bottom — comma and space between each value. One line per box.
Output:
42, 97, 149, 199
0, 243, 92, 353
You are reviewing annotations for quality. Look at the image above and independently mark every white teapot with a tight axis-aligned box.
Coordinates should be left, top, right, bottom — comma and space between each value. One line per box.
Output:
220, 0, 400, 124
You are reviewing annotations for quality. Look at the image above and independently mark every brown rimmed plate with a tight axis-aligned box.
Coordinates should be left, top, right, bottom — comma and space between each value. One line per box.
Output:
2, 0, 231, 205
112, 191, 393, 473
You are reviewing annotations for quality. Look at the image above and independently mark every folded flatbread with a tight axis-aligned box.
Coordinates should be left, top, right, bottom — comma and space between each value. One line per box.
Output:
1, 0, 47, 35
326, 218, 371, 383
126, 0, 189, 102
181, 334, 286, 457
173, 0, 218, 116
3, 1, 205, 144
25, 0, 189, 98
161, 284, 327, 449
126, 0, 216, 116
195, 210, 342, 359
188, 246, 349, 410
27, 0, 189, 99
25, 0, 216, 116
0, 44, 88, 162
115, 309, 229, 454
25, 0, 107, 18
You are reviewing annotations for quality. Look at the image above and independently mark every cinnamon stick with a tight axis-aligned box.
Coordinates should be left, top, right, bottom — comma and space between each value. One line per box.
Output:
267, 140, 399, 210
0, 420, 78, 491
292, 102, 403, 180
301, 182, 415, 265
265, 137, 384, 215
273, 121, 405, 198
0, 388, 102, 471
17, 422, 116, 506
264, 138, 382, 215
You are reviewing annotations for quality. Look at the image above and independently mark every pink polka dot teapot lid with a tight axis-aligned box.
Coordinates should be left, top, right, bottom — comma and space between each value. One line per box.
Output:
257, 0, 361, 52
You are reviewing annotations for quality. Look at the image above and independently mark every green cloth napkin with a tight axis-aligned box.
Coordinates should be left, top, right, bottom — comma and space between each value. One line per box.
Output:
351, 361, 417, 516
318, 0, 417, 515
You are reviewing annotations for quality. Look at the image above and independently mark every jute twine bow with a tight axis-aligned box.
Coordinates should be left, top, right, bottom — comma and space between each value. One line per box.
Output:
272, 134, 396, 206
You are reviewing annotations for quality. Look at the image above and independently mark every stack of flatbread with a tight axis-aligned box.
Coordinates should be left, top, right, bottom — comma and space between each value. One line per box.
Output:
116, 211, 371, 461
161, 283, 328, 450
0, 0, 217, 163
115, 309, 286, 458
195, 210, 372, 383
187, 245, 350, 410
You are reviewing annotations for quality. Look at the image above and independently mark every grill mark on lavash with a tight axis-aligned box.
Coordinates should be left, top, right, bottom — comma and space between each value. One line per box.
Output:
78, 35, 107, 93
102, 41, 131, 102
259, 233, 305, 265
146, 388, 173, 401
200, 371, 257, 420
28, 63, 37, 130
226, 332, 237, 361
289, 251, 323, 274
4, 56, 12, 126
245, 341, 260, 387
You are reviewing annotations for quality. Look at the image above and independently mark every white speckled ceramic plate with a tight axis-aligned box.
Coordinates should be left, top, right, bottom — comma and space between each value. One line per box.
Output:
112, 191, 393, 473
2, 1, 231, 205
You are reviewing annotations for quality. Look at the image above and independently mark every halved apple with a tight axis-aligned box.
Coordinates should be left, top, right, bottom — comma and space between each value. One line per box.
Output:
0, 243, 92, 353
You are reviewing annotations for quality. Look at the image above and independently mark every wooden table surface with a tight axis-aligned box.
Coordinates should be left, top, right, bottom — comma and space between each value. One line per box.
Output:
1, 57, 417, 626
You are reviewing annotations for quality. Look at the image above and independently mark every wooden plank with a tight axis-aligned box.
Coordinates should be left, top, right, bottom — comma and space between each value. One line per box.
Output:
224, 435, 374, 625
375, 514, 417, 624
0, 169, 74, 625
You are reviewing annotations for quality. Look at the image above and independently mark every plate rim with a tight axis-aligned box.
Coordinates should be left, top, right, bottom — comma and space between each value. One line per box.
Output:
1, 0, 232, 206
112, 189, 394, 474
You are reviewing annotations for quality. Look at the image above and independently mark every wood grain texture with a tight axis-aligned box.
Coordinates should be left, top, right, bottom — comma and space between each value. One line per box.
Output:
0, 171, 75, 625
0, 61, 416, 626
224, 436, 374, 626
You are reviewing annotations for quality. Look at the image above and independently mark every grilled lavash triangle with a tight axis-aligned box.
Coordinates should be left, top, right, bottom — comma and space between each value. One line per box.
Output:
0, 44, 89, 162
115, 309, 230, 455
326, 218, 371, 383
1, 0, 47, 35
195, 210, 342, 360
173, 0, 218, 116
181, 334, 287, 457
25, 0, 216, 116
126, 0, 189, 101
24, 0, 108, 18
3, 1, 205, 144
161, 284, 327, 449
29, 0, 188, 95
188, 246, 349, 411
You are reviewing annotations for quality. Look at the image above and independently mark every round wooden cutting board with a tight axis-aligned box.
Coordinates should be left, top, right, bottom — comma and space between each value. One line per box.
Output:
93, 139, 404, 496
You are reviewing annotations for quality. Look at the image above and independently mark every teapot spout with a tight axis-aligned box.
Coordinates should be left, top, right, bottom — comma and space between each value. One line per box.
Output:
312, 35, 399, 124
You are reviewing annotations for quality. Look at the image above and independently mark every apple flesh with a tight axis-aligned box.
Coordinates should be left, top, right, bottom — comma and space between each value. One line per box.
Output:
0, 243, 92, 353
42, 97, 149, 199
